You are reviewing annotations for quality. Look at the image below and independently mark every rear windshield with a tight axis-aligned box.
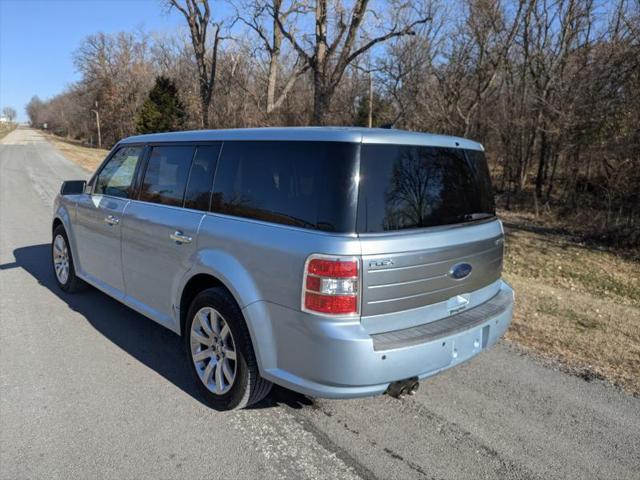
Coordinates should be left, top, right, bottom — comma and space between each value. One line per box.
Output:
357, 144, 495, 233
212, 141, 359, 232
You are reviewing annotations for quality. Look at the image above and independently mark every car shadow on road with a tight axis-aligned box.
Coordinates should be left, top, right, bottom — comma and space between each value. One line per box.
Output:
2, 243, 313, 411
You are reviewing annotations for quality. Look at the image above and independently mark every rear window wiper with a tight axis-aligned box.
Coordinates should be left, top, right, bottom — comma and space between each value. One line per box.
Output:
459, 212, 495, 222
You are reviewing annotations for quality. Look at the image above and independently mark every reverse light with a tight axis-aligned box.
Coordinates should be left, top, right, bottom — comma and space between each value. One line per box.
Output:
302, 256, 359, 316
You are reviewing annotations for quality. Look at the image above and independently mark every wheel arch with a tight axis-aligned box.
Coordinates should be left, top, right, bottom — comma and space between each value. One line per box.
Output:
179, 273, 233, 336
52, 203, 82, 275
177, 268, 276, 375
52, 217, 64, 234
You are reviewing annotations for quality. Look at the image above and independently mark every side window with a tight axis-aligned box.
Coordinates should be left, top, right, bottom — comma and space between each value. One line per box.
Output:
183, 144, 221, 211
139, 145, 194, 207
211, 141, 359, 232
94, 146, 142, 198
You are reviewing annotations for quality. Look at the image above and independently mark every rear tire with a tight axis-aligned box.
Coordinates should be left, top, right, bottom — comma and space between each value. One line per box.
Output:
184, 287, 272, 410
52, 225, 85, 293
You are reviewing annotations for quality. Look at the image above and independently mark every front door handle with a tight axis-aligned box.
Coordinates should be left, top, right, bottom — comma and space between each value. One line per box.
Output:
104, 215, 120, 226
170, 230, 193, 244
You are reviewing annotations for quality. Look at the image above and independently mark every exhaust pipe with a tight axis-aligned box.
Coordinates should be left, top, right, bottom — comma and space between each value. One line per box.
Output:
409, 380, 419, 395
386, 377, 419, 398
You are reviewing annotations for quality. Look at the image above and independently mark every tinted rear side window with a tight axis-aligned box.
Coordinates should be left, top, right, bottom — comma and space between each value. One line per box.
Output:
184, 144, 221, 211
212, 141, 359, 232
357, 144, 495, 233
140, 145, 194, 207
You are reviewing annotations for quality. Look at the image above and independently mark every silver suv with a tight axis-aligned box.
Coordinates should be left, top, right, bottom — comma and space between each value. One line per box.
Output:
52, 127, 514, 410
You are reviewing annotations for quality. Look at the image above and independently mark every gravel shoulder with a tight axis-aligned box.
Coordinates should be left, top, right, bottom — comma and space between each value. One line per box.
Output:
1, 127, 639, 480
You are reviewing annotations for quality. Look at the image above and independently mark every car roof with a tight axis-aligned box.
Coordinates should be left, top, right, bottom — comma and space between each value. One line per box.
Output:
119, 127, 483, 151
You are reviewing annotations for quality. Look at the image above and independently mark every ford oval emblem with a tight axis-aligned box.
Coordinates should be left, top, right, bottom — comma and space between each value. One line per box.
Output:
450, 263, 472, 280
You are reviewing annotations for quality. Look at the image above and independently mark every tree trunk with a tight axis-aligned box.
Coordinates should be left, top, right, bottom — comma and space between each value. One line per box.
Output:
266, 0, 282, 114
311, 0, 329, 125
200, 94, 209, 129
535, 129, 547, 200
546, 152, 559, 202
266, 57, 279, 114
170, 0, 220, 129
312, 82, 332, 125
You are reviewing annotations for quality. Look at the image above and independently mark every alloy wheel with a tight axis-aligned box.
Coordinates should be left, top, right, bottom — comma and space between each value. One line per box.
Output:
190, 307, 238, 395
53, 234, 70, 285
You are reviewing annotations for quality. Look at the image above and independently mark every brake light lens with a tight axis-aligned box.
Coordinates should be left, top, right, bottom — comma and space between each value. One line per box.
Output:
307, 258, 358, 278
302, 256, 359, 316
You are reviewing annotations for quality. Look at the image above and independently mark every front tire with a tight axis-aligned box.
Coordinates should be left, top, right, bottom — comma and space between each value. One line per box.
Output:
185, 287, 272, 410
52, 225, 85, 293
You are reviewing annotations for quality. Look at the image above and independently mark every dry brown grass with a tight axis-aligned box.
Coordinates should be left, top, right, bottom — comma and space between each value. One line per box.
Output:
501, 210, 640, 394
43, 133, 109, 172
0, 123, 17, 141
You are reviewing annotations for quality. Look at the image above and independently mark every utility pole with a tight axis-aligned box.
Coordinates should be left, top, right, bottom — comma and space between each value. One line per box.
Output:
91, 102, 101, 149
354, 62, 378, 128
368, 72, 373, 128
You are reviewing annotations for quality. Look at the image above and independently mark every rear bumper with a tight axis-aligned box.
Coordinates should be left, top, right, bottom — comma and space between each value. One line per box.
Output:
243, 280, 514, 399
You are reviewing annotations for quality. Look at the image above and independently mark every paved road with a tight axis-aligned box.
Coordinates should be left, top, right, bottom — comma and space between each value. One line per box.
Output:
1, 127, 638, 480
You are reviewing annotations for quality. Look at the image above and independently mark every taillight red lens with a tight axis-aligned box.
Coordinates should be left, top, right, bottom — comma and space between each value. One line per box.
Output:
308, 259, 358, 278
305, 275, 321, 291
304, 293, 358, 315
303, 256, 359, 316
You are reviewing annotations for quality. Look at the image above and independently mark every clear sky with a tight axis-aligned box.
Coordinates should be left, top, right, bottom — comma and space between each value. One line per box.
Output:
0, 0, 187, 121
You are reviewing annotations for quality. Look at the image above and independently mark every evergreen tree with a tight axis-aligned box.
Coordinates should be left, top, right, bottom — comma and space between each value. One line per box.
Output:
136, 76, 185, 134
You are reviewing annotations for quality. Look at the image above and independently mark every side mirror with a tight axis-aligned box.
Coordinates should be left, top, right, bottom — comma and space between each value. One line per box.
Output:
60, 180, 87, 196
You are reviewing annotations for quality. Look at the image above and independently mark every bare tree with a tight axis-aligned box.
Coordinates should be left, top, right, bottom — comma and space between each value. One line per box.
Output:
2, 107, 17, 123
26, 96, 44, 127
74, 32, 155, 144
376, 2, 444, 130
168, 0, 224, 128
275, 0, 431, 124
235, 0, 309, 114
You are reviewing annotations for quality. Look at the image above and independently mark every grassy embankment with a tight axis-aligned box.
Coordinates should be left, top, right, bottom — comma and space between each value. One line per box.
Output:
0, 122, 17, 141
43, 133, 109, 171
501, 210, 639, 395
45, 133, 640, 395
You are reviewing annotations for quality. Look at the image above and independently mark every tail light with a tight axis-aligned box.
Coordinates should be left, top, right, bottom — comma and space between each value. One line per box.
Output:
302, 255, 360, 316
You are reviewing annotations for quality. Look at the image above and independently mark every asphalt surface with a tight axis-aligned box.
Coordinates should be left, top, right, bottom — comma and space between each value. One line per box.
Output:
1, 127, 638, 480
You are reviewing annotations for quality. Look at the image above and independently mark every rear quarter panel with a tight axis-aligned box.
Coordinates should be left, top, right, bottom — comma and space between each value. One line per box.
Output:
186, 213, 360, 372
193, 213, 361, 310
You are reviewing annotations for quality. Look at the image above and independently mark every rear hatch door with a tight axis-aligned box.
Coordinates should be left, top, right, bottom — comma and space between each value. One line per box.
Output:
356, 142, 503, 333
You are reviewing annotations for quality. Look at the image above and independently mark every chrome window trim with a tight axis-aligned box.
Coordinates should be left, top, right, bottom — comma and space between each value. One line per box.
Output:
201, 211, 360, 238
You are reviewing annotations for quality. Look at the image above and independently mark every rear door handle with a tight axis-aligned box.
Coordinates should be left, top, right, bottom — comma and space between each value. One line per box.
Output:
170, 230, 192, 244
104, 215, 120, 226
